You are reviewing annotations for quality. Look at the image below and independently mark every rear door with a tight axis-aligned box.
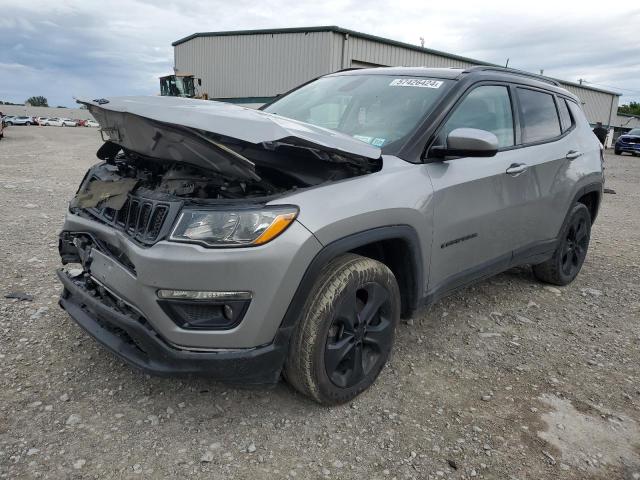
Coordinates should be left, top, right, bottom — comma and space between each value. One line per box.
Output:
512, 88, 581, 255
425, 84, 534, 295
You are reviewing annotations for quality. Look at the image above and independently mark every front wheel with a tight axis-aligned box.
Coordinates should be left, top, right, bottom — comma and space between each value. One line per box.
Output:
614, 149, 621, 155
533, 203, 591, 286
285, 254, 401, 405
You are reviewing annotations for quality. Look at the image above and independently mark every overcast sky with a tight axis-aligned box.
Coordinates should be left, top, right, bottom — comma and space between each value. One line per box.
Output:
1, 0, 638, 108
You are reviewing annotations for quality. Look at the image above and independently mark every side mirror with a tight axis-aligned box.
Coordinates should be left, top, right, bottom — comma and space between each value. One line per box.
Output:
431, 128, 499, 158
197, 78, 202, 86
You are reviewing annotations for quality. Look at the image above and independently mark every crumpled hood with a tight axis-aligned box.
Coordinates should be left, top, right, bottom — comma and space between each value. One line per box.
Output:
77, 96, 381, 181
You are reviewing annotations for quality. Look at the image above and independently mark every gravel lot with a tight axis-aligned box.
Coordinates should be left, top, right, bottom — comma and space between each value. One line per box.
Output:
1, 126, 639, 479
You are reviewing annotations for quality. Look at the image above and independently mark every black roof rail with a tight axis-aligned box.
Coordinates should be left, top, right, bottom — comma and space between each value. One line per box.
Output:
462, 66, 561, 86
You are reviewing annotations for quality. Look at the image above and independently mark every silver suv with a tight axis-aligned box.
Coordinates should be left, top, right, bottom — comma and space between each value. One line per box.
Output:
58, 66, 603, 405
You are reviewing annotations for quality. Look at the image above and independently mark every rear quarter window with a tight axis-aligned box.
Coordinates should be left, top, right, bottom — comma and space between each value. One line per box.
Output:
566, 100, 590, 128
557, 98, 573, 132
517, 88, 562, 143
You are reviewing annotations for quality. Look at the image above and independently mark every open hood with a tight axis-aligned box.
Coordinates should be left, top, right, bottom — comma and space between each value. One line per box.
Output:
77, 96, 382, 181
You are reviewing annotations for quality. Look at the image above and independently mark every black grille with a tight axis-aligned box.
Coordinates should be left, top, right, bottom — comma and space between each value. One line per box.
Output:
146, 205, 169, 241
83, 191, 181, 246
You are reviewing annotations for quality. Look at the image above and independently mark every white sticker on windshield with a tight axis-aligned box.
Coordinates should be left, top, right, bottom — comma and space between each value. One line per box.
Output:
353, 135, 373, 144
390, 78, 443, 88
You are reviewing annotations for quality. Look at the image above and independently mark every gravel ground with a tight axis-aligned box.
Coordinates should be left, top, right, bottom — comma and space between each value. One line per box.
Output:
1, 126, 639, 480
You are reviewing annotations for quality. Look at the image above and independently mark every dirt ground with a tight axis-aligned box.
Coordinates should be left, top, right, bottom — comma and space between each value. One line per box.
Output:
1, 126, 638, 480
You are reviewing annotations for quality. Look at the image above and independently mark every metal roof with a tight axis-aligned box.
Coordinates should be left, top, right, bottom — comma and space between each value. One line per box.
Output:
172, 26, 621, 97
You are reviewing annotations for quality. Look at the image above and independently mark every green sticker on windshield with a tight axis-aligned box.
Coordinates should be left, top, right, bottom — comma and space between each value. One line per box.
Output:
371, 138, 386, 147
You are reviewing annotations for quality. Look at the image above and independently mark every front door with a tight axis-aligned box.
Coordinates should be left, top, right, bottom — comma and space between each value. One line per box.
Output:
425, 84, 533, 297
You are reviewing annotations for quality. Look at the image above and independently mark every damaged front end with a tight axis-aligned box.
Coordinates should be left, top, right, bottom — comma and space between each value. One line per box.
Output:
67, 96, 382, 248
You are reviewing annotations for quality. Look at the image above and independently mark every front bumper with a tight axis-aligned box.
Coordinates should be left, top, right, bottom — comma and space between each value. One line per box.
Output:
58, 212, 322, 349
57, 269, 287, 383
615, 142, 640, 153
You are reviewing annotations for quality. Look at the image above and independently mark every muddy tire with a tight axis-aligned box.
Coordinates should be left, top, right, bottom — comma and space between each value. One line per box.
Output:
284, 253, 400, 405
533, 203, 591, 286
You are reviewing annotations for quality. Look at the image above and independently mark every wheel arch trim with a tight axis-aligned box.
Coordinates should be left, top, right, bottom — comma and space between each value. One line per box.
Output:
274, 225, 424, 347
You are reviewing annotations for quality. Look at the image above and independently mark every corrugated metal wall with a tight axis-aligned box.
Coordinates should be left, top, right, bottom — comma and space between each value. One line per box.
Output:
328, 32, 476, 70
174, 32, 333, 98
561, 84, 618, 126
174, 30, 619, 125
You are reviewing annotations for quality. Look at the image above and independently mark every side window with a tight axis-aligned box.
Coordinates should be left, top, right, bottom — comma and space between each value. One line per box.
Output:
566, 100, 589, 128
517, 88, 562, 142
440, 85, 514, 148
557, 98, 573, 132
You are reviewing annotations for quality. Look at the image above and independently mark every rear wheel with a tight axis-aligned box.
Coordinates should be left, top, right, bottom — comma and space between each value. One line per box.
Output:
533, 203, 591, 286
285, 254, 400, 405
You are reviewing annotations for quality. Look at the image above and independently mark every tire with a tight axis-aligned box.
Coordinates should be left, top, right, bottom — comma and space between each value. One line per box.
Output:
614, 149, 621, 155
6, 122, 12, 126
533, 203, 591, 286
284, 253, 401, 405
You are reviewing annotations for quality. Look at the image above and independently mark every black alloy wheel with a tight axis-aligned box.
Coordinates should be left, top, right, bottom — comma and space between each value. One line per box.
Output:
533, 202, 591, 286
284, 253, 401, 405
324, 282, 394, 388
560, 214, 589, 278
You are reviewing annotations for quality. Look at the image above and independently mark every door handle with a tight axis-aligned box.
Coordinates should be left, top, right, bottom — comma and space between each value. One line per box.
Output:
566, 150, 583, 160
506, 163, 528, 175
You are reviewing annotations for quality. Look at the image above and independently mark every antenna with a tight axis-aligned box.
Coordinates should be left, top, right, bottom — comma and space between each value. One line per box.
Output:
505, 58, 510, 68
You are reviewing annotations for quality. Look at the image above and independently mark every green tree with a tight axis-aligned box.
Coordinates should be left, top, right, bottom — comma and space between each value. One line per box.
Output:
618, 101, 640, 116
25, 96, 48, 107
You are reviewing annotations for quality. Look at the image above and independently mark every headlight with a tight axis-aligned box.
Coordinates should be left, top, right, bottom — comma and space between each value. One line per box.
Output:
169, 206, 298, 247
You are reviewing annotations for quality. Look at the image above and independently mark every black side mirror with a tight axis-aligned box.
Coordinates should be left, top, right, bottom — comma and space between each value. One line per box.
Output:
198, 78, 202, 86
431, 128, 499, 158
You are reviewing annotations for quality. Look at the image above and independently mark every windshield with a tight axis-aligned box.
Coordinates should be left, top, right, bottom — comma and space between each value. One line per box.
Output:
264, 74, 452, 152
628, 129, 640, 136
160, 76, 196, 97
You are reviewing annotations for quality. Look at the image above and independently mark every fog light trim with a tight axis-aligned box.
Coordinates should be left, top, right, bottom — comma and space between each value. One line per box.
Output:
157, 289, 252, 301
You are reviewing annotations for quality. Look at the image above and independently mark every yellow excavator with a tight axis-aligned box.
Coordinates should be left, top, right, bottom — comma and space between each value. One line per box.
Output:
159, 73, 208, 99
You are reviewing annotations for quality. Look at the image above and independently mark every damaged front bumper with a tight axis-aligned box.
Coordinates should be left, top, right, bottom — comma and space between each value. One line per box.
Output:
57, 269, 287, 383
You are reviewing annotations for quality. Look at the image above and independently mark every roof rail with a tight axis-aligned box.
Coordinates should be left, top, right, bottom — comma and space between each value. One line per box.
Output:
463, 66, 561, 86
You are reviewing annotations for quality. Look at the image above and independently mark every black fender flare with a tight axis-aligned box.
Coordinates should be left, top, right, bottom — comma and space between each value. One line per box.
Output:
272, 225, 424, 350
562, 181, 603, 233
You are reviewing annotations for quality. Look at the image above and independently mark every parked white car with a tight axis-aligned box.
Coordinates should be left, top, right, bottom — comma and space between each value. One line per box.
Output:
43, 117, 76, 127
43, 118, 63, 126
85, 119, 99, 128
4, 116, 34, 126
36, 117, 49, 125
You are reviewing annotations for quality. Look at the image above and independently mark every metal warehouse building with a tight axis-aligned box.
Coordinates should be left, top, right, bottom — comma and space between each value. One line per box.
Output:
172, 26, 625, 130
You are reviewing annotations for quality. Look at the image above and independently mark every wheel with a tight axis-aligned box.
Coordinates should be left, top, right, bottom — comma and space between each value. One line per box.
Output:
284, 253, 400, 405
533, 203, 591, 286
614, 149, 621, 155
6, 122, 12, 126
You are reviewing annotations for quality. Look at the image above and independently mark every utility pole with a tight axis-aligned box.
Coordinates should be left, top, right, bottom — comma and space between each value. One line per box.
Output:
505, 58, 509, 68
419, 37, 425, 48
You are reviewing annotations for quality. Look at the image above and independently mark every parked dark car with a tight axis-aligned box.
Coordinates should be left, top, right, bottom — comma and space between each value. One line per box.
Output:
614, 128, 640, 156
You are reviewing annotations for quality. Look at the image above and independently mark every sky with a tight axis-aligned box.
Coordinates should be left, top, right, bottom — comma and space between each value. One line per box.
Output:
1, 0, 639, 108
